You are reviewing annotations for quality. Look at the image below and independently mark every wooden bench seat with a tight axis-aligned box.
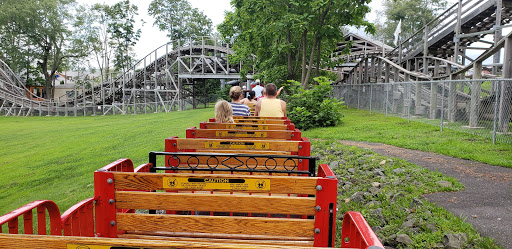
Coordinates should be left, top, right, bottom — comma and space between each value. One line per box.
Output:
200, 122, 295, 131
186, 127, 302, 141
0, 159, 384, 249
209, 118, 291, 125
234, 116, 288, 120
93, 164, 339, 247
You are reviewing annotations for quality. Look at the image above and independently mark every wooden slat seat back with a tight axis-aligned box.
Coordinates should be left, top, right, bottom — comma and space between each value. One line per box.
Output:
93, 164, 338, 247
209, 118, 291, 125
234, 116, 288, 120
165, 137, 311, 174
166, 137, 310, 156
200, 122, 295, 131
186, 127, 302, 141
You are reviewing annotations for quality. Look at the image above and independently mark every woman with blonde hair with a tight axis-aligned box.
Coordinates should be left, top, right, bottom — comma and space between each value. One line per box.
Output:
215, 100, 234, 123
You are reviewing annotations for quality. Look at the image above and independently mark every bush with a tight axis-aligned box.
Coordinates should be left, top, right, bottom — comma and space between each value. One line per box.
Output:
285, 77, 344, 130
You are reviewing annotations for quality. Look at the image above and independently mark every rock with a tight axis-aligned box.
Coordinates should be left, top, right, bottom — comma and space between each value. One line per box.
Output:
432, 243, 444, 248
436, 180, 452, 188
379, 160, 387, 165
426, 223, 437, 233
365, 200, 381, 208
401, 218, 416, 229
373, 168, 386, 176
392, 168, 405, 174
358, 159, 364, 164
348, 168, 356, 174
328, 161, 339, 169
371, 182, 381, 188
443, 233, 467, 249
349, 191, 365, 203
396, 234, 414, 245
369, 187, 382, 196
387, 234, 397, 247
410, 197, 424, 208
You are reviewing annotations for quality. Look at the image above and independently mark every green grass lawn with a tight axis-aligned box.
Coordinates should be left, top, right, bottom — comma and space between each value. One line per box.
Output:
0, 108, 213, 216
304, 108, 512, 168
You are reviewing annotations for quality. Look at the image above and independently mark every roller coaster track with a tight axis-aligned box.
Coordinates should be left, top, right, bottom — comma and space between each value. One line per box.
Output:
339, 0, 512, 84
333, 0, 512, 135
0, 37, 253, 116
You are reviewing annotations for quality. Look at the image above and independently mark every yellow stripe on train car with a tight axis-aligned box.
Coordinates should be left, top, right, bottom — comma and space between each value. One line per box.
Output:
215, 131, 268, 138
205, 141, 269, 149
163, 177, 270, 191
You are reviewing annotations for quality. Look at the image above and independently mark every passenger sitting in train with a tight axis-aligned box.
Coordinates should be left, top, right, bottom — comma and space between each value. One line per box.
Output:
229, 86, 251, 116
255, 83, 287, 117
214, 100, 235, 123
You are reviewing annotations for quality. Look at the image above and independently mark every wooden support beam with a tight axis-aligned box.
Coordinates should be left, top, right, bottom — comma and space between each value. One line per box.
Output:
469, 62, 482, 127
498, 35, 512, 132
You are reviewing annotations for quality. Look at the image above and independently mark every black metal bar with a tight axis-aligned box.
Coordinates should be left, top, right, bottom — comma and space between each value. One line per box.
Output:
309, 158, 317, 177
328, 203, 334, 247
149, 151, 317, 176
149, 151, 157, 173
153, 167, 312, 176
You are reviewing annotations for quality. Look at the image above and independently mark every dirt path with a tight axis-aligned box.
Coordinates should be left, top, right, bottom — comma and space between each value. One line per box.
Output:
338, 140, 512, 248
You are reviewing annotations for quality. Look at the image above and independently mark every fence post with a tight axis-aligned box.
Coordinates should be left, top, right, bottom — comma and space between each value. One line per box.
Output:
492, 80, 500, 144
385, 83, 389, 117
357, 85, 360, 109
440, 81, 445, 131
369, 84, 373, 113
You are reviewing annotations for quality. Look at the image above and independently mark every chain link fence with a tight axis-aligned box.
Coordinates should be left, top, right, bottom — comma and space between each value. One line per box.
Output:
333, 79, 512, 144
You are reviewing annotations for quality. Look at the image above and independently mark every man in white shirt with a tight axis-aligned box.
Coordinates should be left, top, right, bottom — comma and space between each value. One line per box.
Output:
251, 79, 264, 99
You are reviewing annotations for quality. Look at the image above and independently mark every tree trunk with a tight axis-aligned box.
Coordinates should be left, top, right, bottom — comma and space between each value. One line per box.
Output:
287, 29, 293, 79
315, 39, 322, 77
303, 38, 319, 87
301, 29, 308, 85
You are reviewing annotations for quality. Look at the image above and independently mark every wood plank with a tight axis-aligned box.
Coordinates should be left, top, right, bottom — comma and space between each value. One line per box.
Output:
176, 138, 299, 152
116, 213, 315, 237
115, 191, 316, 215
235, 119, 288, 125
233, 116, 286, 120
203, 123, 289, 130
193, 129, 295, 140
0, 233, 330, 249
113, 172, 318, 195
120, 234, 314, 246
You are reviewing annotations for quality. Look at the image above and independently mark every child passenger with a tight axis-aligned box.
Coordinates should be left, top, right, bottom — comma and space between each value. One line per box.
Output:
214, 100, 235, 123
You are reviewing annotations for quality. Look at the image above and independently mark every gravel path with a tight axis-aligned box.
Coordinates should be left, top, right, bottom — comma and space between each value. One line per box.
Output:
338, 140, 512, 248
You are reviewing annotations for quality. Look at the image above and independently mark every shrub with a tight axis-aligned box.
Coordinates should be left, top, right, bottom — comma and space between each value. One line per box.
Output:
285, 77, 344, 130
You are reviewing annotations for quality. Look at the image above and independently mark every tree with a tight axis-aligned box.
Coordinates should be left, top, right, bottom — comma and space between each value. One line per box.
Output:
218, 0, 374, 87
374, 0, 447, 46
90, 1, 141, 79
0, 0, 94, 98
148, 0, 213, 46
107, 0, 141, 74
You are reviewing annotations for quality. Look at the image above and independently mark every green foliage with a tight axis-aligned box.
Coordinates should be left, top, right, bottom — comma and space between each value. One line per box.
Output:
286, 77, 344, 130
219, 0, 374, 86
215, 85, 231, 101
148, 0, 213, 45
104, 0, 141, 72
0, 0, 94, 97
